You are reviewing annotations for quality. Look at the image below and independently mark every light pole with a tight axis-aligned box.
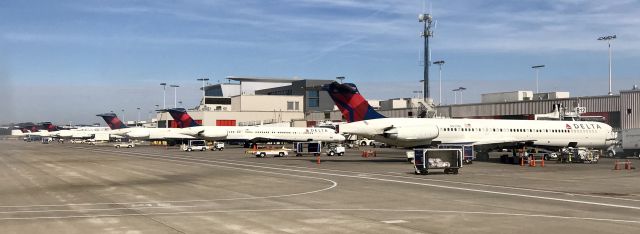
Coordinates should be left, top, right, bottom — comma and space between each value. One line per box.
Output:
154, 105, 159, 128
178, 101, 183, 107
160, 83, 167, 128
433, 60, 445, 104
197, 78, 209, 106
598, 34, 616, 95
452, 89, 457, 104
412, 90, 423, 99
419, 13, 434, 101
170, 85, 180, 108
531, 65, 545, 93
160, 83, 167, 109
452, 87, 466, 104
121, 109, 125, 124
136, 107, 141, 126
458, 87, 466, 104
336, 76, 345, 84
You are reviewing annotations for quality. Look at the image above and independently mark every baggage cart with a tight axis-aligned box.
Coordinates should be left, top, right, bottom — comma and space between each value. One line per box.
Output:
413, 148, 463, 175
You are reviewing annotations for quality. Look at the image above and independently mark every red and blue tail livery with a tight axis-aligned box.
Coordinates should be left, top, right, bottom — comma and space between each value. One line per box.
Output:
97, 113, 129, 130
165, 108, 200, 128
40, 122, 61, 132
19, 124, 38, 133
322, 82, 385, 123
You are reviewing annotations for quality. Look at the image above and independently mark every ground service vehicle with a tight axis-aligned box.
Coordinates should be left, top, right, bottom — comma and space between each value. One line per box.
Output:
211, 142, 225, 151
114, 142, 135, 148
413, 148, 463, 175
326, 144, 345, 156
607, 128, 640, 158
294, 142, 322, 156
560, 147, 599, 163
255, 149, 289, 157
438, 144, 475, 164
527, 149, 559, 161
182, 140, 208, 151
355, 138, 375, 146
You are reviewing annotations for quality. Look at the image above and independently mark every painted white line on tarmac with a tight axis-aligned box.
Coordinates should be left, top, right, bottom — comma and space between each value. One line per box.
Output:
81, 147, 640, 211
0, 148, 337, 209
382, 220, 408, 224
0, 208, 637, 224
148, 147, 640, 203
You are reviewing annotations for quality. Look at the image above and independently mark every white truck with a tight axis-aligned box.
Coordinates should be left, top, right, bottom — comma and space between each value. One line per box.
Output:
355, 138, 375, 146
527, 149, 559, 161
326, 144, 345, 156
182, 140, 209, 151
255, 149, 289, 157
607, 128, 640, 158
114, 142, 135, 148
211, 142, 225, 151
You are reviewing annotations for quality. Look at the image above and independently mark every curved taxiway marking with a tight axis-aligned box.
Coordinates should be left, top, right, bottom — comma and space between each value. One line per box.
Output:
76, 146, 640, 211
0, 148, 337, 211
182, 153, 640, 203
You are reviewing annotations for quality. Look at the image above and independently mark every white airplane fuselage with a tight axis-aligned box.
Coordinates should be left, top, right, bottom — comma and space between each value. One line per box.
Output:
339, 118, 614, 149
111, 127, 197, 140
55, 127, 112, 139
185, 126, 345, 143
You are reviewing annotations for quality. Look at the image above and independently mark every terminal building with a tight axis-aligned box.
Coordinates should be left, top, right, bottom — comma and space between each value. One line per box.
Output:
155, 76, 639, 131
156, 77, 337, 128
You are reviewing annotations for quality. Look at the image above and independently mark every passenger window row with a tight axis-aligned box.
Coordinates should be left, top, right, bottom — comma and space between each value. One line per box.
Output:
441, 128, 598, 133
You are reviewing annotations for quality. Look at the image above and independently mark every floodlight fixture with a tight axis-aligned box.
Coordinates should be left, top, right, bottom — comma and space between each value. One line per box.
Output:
531, 65, 545, 93
433, 60, 445, 105
598, 34, 617, 95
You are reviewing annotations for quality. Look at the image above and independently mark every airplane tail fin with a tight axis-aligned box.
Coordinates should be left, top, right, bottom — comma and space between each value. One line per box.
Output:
164, 108, 200, 128
97, 113, 129, 130
24, 124, 39, 133
40, 122, 61, 132
19, 126, 33, 133
322, 81, 385, 122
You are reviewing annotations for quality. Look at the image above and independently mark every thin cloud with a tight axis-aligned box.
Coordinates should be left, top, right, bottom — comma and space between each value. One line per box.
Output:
2, 32, 257, 47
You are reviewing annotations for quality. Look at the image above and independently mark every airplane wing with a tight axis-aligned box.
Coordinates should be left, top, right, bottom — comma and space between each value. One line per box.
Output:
445, 139, 537, 151
244, 136, 294, 143
161, 133, 197, 139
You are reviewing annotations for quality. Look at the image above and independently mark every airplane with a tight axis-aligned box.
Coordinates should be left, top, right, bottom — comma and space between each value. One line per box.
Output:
162, 108, 345, 144
96, 113, 217, 140
17, 122, 57, 137
13, 122, 107, 139
46, 122, 112, 139
10, 126, 34, 137
322, 82, 614, 155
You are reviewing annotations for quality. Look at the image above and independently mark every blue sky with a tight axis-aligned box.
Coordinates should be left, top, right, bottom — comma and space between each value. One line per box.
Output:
1, 0, 639, 124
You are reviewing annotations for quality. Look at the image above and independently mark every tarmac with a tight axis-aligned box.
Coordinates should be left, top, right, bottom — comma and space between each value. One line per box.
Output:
0, 140, 638, 233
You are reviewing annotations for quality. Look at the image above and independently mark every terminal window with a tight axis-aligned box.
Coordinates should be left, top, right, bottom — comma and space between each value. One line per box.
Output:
307, 90, 320, 107
205, 98, 231, 105
287, 101, 300, 110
